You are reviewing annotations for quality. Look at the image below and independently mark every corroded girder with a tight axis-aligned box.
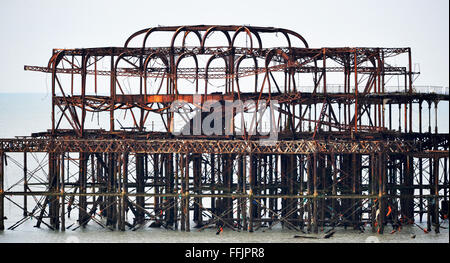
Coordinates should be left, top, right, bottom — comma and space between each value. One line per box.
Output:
0, 138, 436, 154
52, 92, 450, 114
24, 65, 413, 79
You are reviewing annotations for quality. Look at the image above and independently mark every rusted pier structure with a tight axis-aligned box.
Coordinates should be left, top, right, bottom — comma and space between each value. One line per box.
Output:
0, 25, 448, 234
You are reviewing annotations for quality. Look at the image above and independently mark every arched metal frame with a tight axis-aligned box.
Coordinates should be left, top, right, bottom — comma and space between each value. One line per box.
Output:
125, 25, 309, 49
44, 25, 419, 138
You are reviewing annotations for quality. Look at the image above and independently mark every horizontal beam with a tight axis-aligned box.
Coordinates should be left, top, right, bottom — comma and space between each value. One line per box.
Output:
45, 46, 410, 57
3, 192, 446, 199
0, 138, 443, 154
24, 65, 414, 79
54, 92, 450, 110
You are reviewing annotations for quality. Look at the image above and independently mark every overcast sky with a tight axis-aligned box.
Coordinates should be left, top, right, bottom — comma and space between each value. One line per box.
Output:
0, 0, 448, 93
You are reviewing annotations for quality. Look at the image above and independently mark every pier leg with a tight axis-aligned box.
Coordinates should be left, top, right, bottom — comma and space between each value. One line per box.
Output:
180, 154, 185, 231
23, 152, 27, 216
49, 152, 60, 230
61, 153, 65, 231
280, 155, 287, 229
167, 154, 175, 228
79, 152, 88, 228
0, 152, 4, 231
242, 155, 247, 231
306, 154, 312, 233
378, 152, 386, 234
237, 155, 243, 229
370, 154, 377, 233
249, 154, 254, 232
185, 154, 190, 232
433, 157, 440, 233
193, 153, 202, 227
136, 153, 145, 225
313, 153, 318, 234
107, 153, 117, 228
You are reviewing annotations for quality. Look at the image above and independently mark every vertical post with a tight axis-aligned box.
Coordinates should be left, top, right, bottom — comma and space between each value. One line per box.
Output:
408, 48, 413, 132
71, 55, 74, 95
404, 73, 408, 132
79, 152, 88, 228
23, 151, 27, 216
376, 49, 381, 128
110, 51, 115, 132
122, 152, 129, 230
106, 153, 117, 227
136, 154, 145, 225
293, 155, 299, 227
153, 154, 160, 224
49, 152, 60, 230
427, 156, 433, 232
389, 104, 392, 131
378, 151, 385, 234
117, 153, 123, 231
261, 155, 269, 227
94, 56, 97, 94
344, 67, 348, 128
320, 155, 325, 230
61, 153, 65, 231
193, 154, 202, 227
168, 153, 175, 228
280, 155, 286, 229
80, 53, 87, 136
419, 156, 424, 222
274, 154, 279, 224
428, 102, 431, 133
228, 154, 234, 227
434, 101, 438, 134
370, 153, 377, 232
237, 154, 242, 229
308, 104, 312, 132
444, 157, 448, 216
56, 154, 61, 230
323, 48, 327, 94
434, 156, 440, 233
269, 154, 275, 227
0, 152, 4, 231
419, 100, 423, 133
331, 154, 337, 228
249, 154, 254, 232
419, 100, 423, 222
242, 154, 247, 231
354, 49, 358, 133
210, 153, 216, 224
381, 50, 385, 128
51, 51, 56, 134
405, 155, 414, 220
313, 152, 318, 234
185, 153, 190, 232
180, 154, 185, 231
306, 154, 312, 232
139, 53, 145, 130
174, 154, 179, 230
351, 154, 357, 228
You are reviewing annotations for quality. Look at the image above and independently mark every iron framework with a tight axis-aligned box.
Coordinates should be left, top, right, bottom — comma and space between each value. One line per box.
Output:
0, 25, 449, 234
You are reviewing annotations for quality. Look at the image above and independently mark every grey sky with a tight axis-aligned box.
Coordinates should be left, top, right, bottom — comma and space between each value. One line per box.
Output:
0, 0, 448, 93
